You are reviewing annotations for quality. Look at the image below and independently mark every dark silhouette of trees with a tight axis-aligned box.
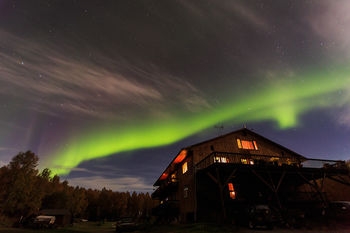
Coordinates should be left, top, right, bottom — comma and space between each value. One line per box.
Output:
1, 151, 42, 217
0, 151, 154, 223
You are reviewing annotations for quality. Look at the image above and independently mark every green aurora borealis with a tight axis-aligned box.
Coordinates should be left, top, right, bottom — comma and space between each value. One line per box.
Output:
44, 66, 350, 175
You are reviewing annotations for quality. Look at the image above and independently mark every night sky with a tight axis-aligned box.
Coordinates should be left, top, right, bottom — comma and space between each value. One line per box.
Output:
1, 0, 350, 192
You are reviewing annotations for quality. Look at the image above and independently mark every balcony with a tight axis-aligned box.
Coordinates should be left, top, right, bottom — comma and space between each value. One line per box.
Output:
152, 179, 178, 199
196, 151, 347, 172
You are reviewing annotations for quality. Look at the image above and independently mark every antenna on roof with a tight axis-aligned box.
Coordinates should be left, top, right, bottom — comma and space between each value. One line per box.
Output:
214, 124, 224, 136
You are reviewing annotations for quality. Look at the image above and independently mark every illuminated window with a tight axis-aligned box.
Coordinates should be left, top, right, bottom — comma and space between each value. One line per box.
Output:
184, 186, 189, 198
237, 139, 258, 150
171, 173, 177, 182
182, 162, 188, 174
241, 158, 254, 165
228, 183, 234, 191
241, 158, 248, 164
160, 173, 168, 180
214, 156, 229, 163
253, 141, 258, 150
228, 183, 236, 199
174, 150, 187, 164
237, 139, 242, 149
242, 140, 254, 149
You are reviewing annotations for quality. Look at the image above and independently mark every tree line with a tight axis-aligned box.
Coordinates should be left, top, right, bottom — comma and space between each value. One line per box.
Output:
0, 151, 154, 223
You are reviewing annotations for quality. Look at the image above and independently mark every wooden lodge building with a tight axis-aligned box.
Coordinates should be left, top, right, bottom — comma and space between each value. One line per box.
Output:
152, 128, 349, 223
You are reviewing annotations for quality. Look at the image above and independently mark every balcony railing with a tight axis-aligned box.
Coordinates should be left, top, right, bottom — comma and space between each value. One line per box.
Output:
195, 151, 347, 171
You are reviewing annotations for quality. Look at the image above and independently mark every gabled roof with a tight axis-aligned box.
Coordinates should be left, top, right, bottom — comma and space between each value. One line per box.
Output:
153, 128, 305, 186
153, 148, 187, 186
186, 128, 305, 159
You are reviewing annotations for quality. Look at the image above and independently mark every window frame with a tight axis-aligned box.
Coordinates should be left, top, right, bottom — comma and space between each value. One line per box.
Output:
182, 161, 188, 174
184, 186, 189, 198
236, 138, 259, 150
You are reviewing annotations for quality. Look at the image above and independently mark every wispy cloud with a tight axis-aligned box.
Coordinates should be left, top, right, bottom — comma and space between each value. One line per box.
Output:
307, 0, 350, 60
0, 147, 17, 152
178, 0, 269, 31
335, 87, 350, 127
0, 30, 209, 120
0, 160, 7, 167
67, 176, 153, 192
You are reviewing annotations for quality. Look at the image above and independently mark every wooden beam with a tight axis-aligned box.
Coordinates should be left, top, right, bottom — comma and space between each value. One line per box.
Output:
297, 171, 326, 203
327, 176, 350, 186
223, 168, 238, 188
320, 172, 326, 192
297, 171, 316, 189
267, 171, 276, 190
206, 171, 218, 185
251, 169, 274, 192
276, 170, 286, 192
216, 167, 227, 221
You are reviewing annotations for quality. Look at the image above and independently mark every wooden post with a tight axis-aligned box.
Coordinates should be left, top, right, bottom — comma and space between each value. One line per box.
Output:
251, 169, 285, 210
216, 167, 227, 221
207, 167, 238, 222
297, 171, 327, 204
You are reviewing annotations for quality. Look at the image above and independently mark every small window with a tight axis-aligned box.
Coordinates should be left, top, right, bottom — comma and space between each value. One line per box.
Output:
228, 183, 236, 200
241, 158, 254, 165
214, 156, 229, 163
241, 158, 248, 164
210, 145, 214, 151
253, 141, 258, 150
237, 139, 258, 150
184, 186, 189, 198
237, 139, 242, 149
228, 183, 234, 191
171, 173, 177, 182
182, 162, 188, 174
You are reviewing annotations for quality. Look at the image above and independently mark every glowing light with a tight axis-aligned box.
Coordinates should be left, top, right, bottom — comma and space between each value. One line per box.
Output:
241, 140, 255, 150
237, 139, 242, 149
160, 173, 168, 180
228, 183, 236, 199
42, 66, 350, 175
182, 162, 188, 174
253, 141, 258, 150
173, 150, 187, 164
228, 183, 234, 191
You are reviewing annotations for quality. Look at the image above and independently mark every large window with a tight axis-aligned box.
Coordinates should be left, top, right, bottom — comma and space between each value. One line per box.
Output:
237, 139, 258, 150
182, 161, 188, 174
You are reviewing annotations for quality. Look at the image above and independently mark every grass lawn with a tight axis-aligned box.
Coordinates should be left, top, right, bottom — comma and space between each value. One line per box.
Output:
1, 221, 350, 233
0, 222, 115, 233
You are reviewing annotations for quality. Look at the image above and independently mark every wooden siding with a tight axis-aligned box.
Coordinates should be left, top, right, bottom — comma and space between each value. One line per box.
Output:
189, 130, 301, 165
